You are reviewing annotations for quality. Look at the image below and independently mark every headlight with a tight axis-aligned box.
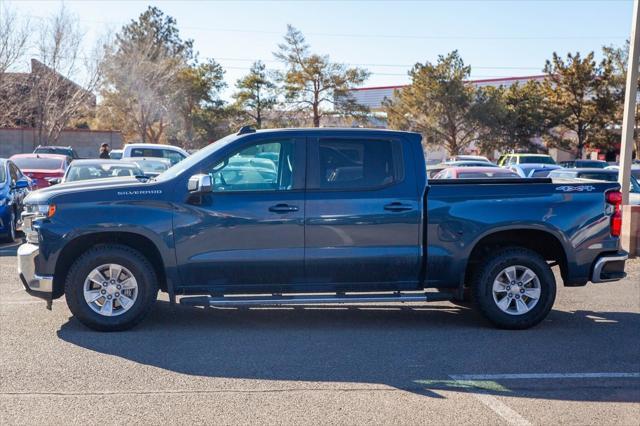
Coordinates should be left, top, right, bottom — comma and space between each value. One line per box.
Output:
25, 203, 56, 218
22, 203, 56, 244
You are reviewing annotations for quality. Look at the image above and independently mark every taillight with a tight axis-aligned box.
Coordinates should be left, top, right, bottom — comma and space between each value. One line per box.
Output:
605, 190, 622, 237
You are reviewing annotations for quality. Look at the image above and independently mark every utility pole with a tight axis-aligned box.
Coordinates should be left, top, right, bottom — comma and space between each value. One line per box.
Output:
619, 0, 640, 204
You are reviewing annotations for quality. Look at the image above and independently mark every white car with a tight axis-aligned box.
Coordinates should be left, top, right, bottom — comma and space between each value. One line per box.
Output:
121, 143, 189, 166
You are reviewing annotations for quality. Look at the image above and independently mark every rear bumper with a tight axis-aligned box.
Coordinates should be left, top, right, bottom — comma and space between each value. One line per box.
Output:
591, 252, 628, 283
17, 243, 53, 299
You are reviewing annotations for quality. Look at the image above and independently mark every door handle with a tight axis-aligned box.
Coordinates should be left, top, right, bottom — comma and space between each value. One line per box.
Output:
384, 202, 413, 212
269, 204, 299, 213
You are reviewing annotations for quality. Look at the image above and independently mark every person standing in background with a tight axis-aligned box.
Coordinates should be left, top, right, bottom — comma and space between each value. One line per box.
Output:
99, 143, 110, 159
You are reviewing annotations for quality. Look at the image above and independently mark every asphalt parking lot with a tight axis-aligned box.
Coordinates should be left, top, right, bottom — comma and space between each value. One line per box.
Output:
0, 240, 638, 425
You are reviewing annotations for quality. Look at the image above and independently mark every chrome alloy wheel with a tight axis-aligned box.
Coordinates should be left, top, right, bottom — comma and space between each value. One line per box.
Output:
83, 264, 138, 317
492, 265, 541, 316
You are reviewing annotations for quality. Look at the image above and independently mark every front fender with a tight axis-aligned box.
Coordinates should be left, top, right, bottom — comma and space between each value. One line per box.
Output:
35, 200, 176, 279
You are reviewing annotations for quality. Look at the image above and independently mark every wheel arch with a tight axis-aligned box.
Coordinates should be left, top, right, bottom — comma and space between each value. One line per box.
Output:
53, 232, 168, 299
464, 228, 568, 289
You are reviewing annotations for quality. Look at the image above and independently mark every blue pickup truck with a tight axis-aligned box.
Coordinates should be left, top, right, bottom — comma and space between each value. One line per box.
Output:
17, 128, 628, 331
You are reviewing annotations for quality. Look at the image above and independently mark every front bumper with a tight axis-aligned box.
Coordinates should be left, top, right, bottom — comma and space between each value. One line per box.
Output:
17, 243, 54, 299
591, 252, 628, 283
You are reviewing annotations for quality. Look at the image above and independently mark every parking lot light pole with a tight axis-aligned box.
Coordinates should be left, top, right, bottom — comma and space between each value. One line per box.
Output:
619, 0, 640, 205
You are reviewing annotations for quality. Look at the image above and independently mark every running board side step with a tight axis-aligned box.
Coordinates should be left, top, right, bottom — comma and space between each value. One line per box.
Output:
179, 292, 453, 307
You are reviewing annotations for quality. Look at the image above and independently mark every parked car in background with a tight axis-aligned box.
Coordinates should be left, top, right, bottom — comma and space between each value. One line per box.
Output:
558, 159, 608, 169
0, 159, 31, 242
447, 155, 492, 163
10, 154, 70, 189
497, 153, 556, 166
427, 160, 498, 177
109, 149, 123, 160
549, 168, 640, 205
604, 164, 640, 179
55, 160, 145, 184
548, 168, 619, 182
433, 166, 520, 179
33, 145, 79, 160
508, 163, 562, 178
122, 143, 188, 166
132, 157, 172, 177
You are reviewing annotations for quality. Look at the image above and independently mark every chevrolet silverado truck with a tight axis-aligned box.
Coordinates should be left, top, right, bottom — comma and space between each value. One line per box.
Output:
17, 128, 628, 331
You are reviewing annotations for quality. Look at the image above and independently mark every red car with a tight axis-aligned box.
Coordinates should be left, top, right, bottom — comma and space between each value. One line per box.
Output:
433, 166, 521, 179
9, 154, 70, 189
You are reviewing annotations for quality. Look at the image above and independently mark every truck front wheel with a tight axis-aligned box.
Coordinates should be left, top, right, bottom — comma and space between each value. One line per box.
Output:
473, 247, 556, 329
65, 245, 158, 331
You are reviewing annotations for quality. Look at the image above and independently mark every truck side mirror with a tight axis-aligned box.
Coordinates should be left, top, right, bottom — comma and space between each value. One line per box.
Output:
187, 174, 212, 194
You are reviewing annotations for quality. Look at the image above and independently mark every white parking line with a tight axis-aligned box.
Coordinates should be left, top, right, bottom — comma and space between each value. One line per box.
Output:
448, 375, 531, 426
448, 372, 640, 426
450, 372, 640, 380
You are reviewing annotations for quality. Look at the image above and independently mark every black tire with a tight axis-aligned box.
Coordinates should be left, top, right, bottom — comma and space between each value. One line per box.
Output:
65, 244, 158, 331
472, 247, 556, 330
1, 210, 16, 243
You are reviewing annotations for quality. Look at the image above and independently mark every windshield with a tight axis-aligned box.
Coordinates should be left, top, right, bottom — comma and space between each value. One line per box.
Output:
136, 160, 170, 174
577, 172, 618, 182
155, 133, 239, 181
520, 156, 555, 164
66, 164, 143, 182
0, 164, 5, 184
34, 147, 72, 157
12, 157, 63, 170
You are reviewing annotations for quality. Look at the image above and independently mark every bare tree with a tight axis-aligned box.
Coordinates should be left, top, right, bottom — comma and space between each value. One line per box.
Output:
30, 7, 103, 144
0, 5, 31, 127
98, 6, 192, 144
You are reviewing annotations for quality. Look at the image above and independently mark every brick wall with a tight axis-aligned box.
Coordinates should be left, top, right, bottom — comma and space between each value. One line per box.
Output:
0, 128, 123, 159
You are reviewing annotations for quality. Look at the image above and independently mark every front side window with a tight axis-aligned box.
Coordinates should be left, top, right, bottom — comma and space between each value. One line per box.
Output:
210, 140, 295, 192
315, 139, 400, 189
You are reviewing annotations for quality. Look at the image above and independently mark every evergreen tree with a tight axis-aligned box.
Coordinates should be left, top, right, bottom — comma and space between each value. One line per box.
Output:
274, 25, 369, 127
384, 51, 485, 155
542, 52, 616, 158
233, 61, 277, 129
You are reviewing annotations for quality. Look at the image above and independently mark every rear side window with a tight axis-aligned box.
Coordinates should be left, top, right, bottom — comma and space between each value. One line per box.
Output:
313, 139, 402, 190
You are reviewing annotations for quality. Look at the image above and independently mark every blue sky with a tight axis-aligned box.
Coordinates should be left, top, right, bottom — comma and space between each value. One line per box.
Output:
7, 0, 635, 98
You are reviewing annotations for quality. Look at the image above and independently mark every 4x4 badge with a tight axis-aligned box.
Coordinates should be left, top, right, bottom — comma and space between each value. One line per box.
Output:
555, 185, 596, 192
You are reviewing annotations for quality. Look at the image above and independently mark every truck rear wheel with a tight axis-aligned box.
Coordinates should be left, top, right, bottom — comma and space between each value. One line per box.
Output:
65, 245, 158, 331
472, 247, 556, 329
